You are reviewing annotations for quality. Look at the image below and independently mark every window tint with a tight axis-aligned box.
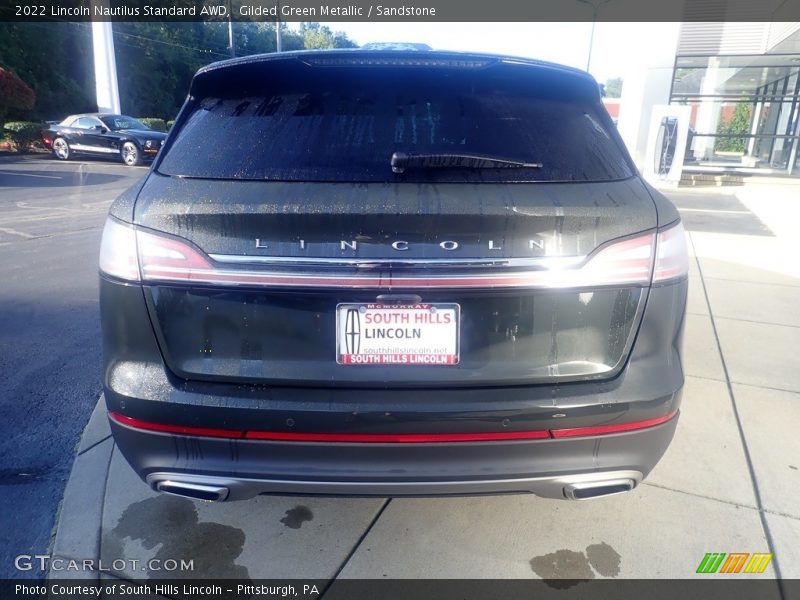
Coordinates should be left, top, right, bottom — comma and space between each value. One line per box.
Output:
74, 117, 101, 129
101, 116, 149, 131
159, 65, 633, 183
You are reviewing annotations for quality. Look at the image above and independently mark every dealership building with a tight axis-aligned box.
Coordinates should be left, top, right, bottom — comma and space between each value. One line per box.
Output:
618, 22, 800, 179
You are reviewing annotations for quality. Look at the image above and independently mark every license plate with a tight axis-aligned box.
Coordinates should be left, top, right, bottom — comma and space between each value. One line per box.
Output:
336, 303, 460, 365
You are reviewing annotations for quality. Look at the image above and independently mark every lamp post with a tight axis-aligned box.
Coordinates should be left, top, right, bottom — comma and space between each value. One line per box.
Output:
90, 0, 121, 113
276, 1, 282, 52
227, 0, 234, 57
576, 0, 611, 73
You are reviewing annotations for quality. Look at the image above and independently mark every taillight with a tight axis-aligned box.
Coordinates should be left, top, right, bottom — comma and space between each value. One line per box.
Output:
652, 221, 689, 283
99, 218, 212, 283
577, 221, 688, 287
569, 232, 655, 287
137, 228, 213, 282
98, 218, 139, 281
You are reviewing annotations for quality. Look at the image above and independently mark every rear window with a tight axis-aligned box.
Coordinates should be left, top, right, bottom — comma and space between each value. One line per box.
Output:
158, 61, 633, 183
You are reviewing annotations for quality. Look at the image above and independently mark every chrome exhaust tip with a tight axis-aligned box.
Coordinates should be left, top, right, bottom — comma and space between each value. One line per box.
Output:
563, 478, 636, 500
155, 480, 229, 502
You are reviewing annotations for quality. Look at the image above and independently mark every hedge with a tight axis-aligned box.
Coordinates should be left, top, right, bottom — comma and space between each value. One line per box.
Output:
137, 118, 167, 132
3, 121, 42, 151
0, 68, 35, 128
166, 120, 175, 131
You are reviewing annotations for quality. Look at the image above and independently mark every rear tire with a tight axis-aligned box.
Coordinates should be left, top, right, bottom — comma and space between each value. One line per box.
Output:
121, 141, 142, 166
52, 137, 71, 160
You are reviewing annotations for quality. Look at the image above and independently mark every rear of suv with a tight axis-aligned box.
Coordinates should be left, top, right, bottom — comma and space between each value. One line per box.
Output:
99, 50, 688, 502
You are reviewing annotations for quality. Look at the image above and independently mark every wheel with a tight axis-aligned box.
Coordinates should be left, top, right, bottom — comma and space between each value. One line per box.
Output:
52, 137, 71, 160
121, 141, 142, 166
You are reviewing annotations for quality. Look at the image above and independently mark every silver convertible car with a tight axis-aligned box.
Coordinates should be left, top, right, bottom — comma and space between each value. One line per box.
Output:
99, 49, 688, 502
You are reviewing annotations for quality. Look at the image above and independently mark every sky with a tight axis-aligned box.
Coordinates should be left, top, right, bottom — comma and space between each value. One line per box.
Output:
289, 22, 678, 84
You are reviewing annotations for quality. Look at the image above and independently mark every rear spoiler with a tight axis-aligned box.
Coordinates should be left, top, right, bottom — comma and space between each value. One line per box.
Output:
189, 50, 598, 99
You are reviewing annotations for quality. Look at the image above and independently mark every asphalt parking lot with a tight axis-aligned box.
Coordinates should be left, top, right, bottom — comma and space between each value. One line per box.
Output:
0, 155, 149, 578
2, 155, 799, 589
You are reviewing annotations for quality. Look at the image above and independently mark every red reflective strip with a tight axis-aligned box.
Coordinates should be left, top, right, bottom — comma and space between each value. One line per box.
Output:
108, 411, 243, 439
108, 411, 549, 443
243, 430, 551, 443
550, 410, 678, 438
109, 410, 678, 443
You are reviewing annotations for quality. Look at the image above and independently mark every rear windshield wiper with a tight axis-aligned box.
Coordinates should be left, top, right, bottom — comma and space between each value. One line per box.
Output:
390, 152, 543, 174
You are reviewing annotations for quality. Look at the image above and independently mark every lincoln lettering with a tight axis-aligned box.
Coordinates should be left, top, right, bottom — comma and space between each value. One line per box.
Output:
254, 239, 546, 251
364, 328, 422, 339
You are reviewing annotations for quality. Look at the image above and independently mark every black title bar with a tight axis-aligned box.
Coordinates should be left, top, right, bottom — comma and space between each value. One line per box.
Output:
2, 0, 800, 22
4, 578, 797, 599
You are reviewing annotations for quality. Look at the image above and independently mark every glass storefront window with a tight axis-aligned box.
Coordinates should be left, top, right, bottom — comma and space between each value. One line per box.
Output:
671, 53, 800, 174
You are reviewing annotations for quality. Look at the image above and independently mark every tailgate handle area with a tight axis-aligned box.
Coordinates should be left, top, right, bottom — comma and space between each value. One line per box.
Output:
375, 294, 423, 305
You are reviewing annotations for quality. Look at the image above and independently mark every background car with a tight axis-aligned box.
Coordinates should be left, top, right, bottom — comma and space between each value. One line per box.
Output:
41, 114, 167, 166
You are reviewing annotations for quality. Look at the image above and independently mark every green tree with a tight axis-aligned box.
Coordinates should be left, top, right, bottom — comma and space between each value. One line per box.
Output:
715, 103, 752, 153
114, 22, 353, 118
604, 77, 623, 98
0, 68, 35, 128
113, 22, 222, 119
0, 22, 94, 121
299, 23, 358, 49
0, 22, 356, 122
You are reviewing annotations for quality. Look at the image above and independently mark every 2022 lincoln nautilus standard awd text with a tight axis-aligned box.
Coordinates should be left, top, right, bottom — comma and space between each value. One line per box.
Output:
99, 49, 688, 502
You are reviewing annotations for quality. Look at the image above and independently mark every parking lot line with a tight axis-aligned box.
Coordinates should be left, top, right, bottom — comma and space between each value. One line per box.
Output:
0, 226, 36, 239
2, 170, 62, 179
678, 207, 751, 215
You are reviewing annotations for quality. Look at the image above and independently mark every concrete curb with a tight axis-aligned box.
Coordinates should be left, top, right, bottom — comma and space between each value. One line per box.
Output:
48, 395, 112, 581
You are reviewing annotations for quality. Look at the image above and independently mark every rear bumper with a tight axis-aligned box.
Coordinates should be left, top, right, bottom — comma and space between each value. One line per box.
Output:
101, 275, 687, 500
146, 471, 645, 502
110, 409, 678, 500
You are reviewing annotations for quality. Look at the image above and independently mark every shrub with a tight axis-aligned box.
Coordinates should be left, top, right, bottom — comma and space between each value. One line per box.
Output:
715, 103, 751, 154
166, 120, 175, 131
0, 68, 36, 128
3, 121, 42, 151
137, 117, 167, 132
